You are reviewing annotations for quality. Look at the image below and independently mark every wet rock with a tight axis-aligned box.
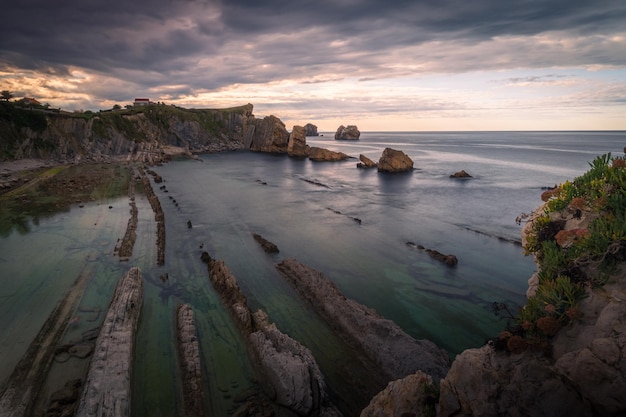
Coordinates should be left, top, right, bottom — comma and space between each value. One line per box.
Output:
276, 258, 450, 382
357, 154, 377, 168
377, 148, 413, 173
308, 147, 350, 162
75, 267, 143, 417
449, 170, 472, 178
176, 304, 205, 417
187, 220, 192, 228
335, 125, 361, 140
252, 233, 279, 254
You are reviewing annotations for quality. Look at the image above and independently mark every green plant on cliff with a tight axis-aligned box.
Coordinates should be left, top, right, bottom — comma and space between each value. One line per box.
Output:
502, 154, 626, 352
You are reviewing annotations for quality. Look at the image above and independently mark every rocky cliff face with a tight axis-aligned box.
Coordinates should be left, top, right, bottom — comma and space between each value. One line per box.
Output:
0, 103, 291, 162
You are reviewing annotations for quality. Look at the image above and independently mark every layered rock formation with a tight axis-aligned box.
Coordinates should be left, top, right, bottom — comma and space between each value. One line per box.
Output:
75, 267, 143, 417
287, 125, 309, 157
202, 253, 341, 416
175, 304, 205, 417
0, 102, 293, 162
276, 258, 450, 382
334, 125, 360, 140
377, 148, 414, 173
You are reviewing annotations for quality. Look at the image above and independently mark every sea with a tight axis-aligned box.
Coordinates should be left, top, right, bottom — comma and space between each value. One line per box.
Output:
0, 130, 624, 416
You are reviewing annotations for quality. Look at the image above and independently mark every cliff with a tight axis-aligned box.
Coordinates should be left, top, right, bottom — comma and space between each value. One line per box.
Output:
362, 154, 626, 417
0, 102, 289, 162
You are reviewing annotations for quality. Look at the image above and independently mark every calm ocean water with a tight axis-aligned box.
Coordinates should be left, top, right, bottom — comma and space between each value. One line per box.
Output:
1, 130, 624, 415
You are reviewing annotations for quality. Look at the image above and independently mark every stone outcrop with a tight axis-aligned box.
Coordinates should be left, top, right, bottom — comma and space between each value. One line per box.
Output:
276, 258, 450, 382
0, 102, 297, 162
75, 267, 143, 417
357, 154, 377, 168
377, 148, 413, 173
304, 123, 319, 136
360, 371, 437, 417
201, 253, 341, 416
252, 233, 280, 254
175, 304, 205, 417
334, 125, 360, 140
406, 242, 458, 266
244, 115, 289, 153
287, 125, 309, 157
450, 170, 472, 178
308, 146, 350, 162
140, 168, 165, 266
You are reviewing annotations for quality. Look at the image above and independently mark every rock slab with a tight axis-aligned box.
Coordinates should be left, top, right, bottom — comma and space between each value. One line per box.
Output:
276, 258, 450, 382
176, 304, 205, 417
75, 267, 143, 417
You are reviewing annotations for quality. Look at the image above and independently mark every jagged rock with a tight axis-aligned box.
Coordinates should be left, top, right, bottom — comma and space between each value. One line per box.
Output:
377, 148, 413, 173
308, 147, 350, 162
245, 115, 289, 153
287, 125, 309, 157
360, 371, 437, 417
334, 125, 360, 140
252, 233, 280, 254
449, 170, 472, 178
176, 304, 205, 417
203, 255, 341, 416
357, 154, 377, 168
75, 267, 143, 417
304, 123, 319, 136
276, 258, 450, 382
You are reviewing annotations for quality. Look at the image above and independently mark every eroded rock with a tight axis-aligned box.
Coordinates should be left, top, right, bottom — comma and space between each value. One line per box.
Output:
308, 147, 350, 162
357, 154, 377, 168
288, 125, 309, 158
334, 125, 360, 140
377, 148, 413, 173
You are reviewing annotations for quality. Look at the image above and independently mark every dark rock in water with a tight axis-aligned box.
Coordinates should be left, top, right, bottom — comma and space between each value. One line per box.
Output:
252, 233, 279, 253
308, 147, 350, 162
450, 170, 472, 178
176, 304, 206, 417
187, 220, 192, 228
45, 379, 83, 416
377, 148, 414, 173
200, 251, 212, 264
160, 272, 169, 282
203, 256, 341, 416
425, 249, 458, 266
357, 154, 377, 168
335, 125, 361, 140
276, 258, 450, 382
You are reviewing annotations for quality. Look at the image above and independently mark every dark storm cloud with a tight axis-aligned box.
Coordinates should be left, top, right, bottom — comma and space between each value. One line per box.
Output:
1, 0, 624, 104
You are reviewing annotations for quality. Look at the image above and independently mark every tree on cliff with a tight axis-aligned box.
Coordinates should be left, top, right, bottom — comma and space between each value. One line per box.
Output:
1, 90, 13, 101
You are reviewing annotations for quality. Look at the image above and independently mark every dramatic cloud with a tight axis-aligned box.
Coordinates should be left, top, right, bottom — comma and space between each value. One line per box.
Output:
1, 0, 624, 129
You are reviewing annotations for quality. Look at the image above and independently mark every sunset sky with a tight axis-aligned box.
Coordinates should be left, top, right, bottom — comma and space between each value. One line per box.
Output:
1, 0, 625, 131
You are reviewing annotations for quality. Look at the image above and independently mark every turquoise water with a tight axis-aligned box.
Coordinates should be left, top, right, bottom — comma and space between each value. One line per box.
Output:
1, 131, 624, 416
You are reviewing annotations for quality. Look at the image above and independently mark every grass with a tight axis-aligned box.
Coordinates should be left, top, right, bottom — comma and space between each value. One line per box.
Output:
498, 154, 626, 352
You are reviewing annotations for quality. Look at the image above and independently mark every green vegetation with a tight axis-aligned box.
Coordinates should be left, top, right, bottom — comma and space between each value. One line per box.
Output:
499, 154, 626, 352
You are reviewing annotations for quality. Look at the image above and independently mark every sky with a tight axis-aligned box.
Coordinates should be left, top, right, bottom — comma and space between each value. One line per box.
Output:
1, 0, 625, 131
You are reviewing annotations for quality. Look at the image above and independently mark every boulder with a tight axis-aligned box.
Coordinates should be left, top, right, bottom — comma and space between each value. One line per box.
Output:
288, 125, 309, 157
334, 125, 361, 140
304, 123, 319, 136
360, 371, 437, 417
450, 170, 472, 178
357, 154, 377, 168
308, 147, 350, 162
377, 148, 414, 173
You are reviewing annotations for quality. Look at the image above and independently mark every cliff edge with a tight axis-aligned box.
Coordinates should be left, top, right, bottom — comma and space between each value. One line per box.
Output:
363, 154, 626, 417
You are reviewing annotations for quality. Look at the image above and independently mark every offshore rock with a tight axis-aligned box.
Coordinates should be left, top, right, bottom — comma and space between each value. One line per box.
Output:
304, 123, 319, 136
75, 267, 143, 417
308, 147, 350, 162
377, 148, 413, 173
276, 258, 450, 382
334, 125, 360, 140
287, 125, 309, 157
203, 254, 341, 416
450, 170, 472, 178
252, 233, 280, 254
360, 371, 437, 417
357, 154, 377, 168
176, 304, 205, 417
